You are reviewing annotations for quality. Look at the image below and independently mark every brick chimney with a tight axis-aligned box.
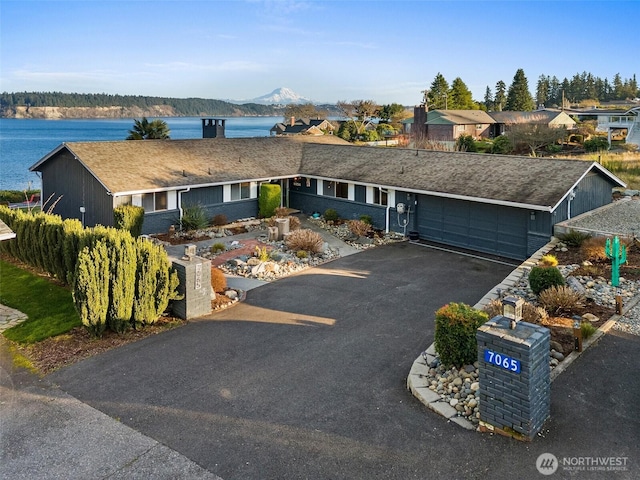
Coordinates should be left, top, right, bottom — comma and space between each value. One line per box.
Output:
202, 118, 226, 138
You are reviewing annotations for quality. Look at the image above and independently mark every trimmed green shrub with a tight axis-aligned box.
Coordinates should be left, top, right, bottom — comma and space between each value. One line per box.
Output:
180, 203, 209, 231
259, 184, 282, 218
528, 266, 565, 296
435, 302, 489, 368
323, 208, 339, 222
132, 239, 180, 328
73, 240, 110, 337
114, 205, 144, 237
105, 231, 137, 333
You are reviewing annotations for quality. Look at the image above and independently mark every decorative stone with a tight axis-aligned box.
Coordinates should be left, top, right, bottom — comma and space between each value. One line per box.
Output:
449, 398, 459, 407
550, 350, 565, 361
582, 313, 599, 323
470, 382, 479, 392
225, 290, 238, 300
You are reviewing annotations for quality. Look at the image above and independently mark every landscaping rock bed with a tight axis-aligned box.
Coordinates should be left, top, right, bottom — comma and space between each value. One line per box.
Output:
192, 217, 405, 281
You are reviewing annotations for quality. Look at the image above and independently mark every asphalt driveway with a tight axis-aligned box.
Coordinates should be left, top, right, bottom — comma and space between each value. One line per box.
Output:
48, 243, 640, 479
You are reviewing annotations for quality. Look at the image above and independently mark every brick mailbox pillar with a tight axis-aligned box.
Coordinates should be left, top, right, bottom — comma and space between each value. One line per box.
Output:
171, 247, 212, 320
476, 299, 550, 441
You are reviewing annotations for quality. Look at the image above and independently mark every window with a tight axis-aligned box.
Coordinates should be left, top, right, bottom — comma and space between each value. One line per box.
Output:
373, 188, 388, 206
336, 182, 349, 199
323, 180, 334, 196
114, 195, 132, 207
141, 192, 169, 212
142, 193, 155, 211
155, 191, 167, 210
231, 182, 251, 200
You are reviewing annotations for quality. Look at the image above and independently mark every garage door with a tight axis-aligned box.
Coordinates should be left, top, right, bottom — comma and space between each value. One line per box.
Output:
416, 195, 528, 260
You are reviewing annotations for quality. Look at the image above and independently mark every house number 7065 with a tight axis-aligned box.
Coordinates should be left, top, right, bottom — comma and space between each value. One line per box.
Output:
484, 349, 521, 373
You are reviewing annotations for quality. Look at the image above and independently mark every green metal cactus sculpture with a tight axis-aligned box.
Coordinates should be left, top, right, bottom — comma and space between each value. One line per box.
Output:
605, 236, 627, 287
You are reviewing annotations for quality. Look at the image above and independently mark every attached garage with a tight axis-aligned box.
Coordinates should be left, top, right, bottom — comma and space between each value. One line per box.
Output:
416, 196, 528, 259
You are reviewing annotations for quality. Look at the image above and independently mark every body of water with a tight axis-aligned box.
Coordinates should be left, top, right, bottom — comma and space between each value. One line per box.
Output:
0, 116, 282, 191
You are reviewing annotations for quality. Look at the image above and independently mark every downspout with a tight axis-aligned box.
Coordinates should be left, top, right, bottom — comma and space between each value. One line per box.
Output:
178, 187, 191, 228
379, 187, 390, 233
567, 189, 576, 220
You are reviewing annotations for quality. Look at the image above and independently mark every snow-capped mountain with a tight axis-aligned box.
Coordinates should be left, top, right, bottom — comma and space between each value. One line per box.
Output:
230, 88, 313, 105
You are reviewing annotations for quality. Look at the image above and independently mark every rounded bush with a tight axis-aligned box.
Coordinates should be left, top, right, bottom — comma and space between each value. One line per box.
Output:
323, 209, 339, 223
434, 302, 488, 368
528, 266, 565, 296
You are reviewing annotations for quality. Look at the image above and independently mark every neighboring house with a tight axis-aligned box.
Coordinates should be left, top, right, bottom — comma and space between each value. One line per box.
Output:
30, 119, 625, 260
270, 118, 335, 136
405, 106, 495, 146
488, 110, 577, 137
0, 219, 16, 241
571, 106, 640, 146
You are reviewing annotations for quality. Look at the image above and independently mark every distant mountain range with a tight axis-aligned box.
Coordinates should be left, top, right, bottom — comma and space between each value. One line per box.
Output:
228, 87, 313, 105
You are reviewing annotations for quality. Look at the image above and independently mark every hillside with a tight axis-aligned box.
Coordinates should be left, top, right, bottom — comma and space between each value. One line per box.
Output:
0, 92, 285, 119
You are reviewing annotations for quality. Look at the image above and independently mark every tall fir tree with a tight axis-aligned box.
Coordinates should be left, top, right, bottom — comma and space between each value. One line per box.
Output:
505, 69, 535, 111
494, 81, 507, 111
427, 73, 450, 109
449, 77, 477, 109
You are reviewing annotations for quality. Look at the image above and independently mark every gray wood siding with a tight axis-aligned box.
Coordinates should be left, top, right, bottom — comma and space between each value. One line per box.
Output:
289, 192, 405, 232
39, 150, 114, 227
182, 186, 223, 206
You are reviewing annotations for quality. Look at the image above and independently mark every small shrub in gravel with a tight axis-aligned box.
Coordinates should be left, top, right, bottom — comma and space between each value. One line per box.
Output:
539, 254, 558, 267
538, 285, 585, 315
435, 302, 489, 368
288, 216, 301, 231
212, 214, 228, 226
210, 242, 226, 254
581, 322, 597, 339
323, 209, 339, 223
558, 229, 591, 247
347, 219, 372, 237
210, 267, 227, 293
529, 266, 565, 296
483, 298, 548, 324
285, 229, 324, 253
580, 237, 608, 262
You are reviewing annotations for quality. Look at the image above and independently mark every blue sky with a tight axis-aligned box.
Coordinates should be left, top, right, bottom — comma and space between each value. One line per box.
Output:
1, 0, 638, 105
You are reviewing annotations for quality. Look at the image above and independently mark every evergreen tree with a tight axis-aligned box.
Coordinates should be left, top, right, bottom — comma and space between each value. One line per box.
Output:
483, 86, 493, 111
427, 73, 450, 109
494, 81, 507, 111
536, 75, 550, 108
449, 77, 477, 109
505, 69, 535, 111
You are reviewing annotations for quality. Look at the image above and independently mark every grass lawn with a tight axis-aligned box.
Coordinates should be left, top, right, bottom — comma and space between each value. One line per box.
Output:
0, 259, 80, 343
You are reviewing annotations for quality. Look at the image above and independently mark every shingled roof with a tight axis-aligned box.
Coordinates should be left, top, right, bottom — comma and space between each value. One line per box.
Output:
299, 145, 623, 210
31, 135, 350, 194
426, 110, 495, 125
31, 136, 624, 212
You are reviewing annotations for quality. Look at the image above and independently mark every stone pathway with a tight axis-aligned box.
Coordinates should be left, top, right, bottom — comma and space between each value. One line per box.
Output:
0, 304, 28, 333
